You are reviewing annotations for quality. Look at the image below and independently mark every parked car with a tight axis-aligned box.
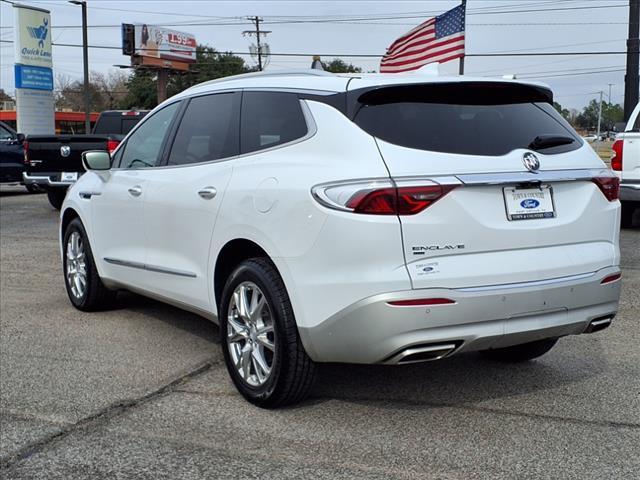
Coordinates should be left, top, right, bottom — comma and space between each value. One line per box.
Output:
0, 121, 39, 192
60, 71, 622, 407
23, 110, 148, 209
612, 102, 640, 227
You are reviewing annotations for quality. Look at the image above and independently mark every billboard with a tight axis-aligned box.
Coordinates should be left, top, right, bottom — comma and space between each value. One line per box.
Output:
134, 25, 196, 63
13, 4, 54, 135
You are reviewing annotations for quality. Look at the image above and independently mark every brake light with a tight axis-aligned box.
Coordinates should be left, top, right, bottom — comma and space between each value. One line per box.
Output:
23, 140, 29, 164
107, 139, 120, 154
346, 185, 457, 215
591, 176, 620, 201
388, 298, 456, 307
611, 139, 623, 171
601, 273, 621, 284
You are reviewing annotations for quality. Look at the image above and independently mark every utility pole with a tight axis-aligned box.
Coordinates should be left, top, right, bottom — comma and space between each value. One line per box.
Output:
69, 0, 90, 133
624, 0, 639, 121
459, 0, 467, 75
597, 90, 604, 140
244, 17, 271, 71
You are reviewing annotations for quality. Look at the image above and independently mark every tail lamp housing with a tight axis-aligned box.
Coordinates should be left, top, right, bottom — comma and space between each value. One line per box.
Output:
313, 179, 458, 215
106, 139, 120, 154
591, 176, 620, 202
611, 140, 623, 171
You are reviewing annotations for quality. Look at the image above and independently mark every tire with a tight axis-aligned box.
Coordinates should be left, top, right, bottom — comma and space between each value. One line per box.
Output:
620, 202, 636, 229
25, 184, 42, 194
481, 338, 558, 363
63, 218, 117, 311
47, 189, 67, 210
220, 258, 316, 408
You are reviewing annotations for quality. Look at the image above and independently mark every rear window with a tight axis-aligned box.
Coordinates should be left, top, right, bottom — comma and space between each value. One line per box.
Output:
353, 83, 581, 156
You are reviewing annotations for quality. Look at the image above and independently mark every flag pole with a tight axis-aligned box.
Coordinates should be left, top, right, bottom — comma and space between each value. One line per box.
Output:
459, 0, 467, 75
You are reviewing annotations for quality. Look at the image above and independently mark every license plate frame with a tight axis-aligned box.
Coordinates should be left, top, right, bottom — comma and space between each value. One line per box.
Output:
61, 172, 78, 183
503, 184, 556, 221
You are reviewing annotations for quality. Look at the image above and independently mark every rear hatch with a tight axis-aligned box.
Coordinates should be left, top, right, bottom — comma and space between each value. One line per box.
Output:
349, 80, 619, 288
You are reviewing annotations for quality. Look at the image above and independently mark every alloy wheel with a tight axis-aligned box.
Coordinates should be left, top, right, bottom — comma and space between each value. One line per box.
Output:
66, 231, 87, 299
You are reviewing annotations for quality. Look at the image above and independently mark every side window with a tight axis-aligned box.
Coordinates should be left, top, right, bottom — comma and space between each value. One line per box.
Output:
0, 125, 14, 141
634, 112, 640, 132
167, 92, 239, 166
119, 102, 179, 169
240, 92, 308, 155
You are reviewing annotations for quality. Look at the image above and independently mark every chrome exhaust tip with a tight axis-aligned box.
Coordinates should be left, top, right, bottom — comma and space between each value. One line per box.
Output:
385, 343, 459, 365
585, 315, 614, 334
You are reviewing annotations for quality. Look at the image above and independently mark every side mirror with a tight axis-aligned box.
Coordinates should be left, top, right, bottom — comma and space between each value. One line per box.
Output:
16, 133, 25, 143
82, 150, 111, 171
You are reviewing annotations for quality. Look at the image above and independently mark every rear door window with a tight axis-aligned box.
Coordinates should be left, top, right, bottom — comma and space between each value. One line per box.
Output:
353, 83, 582, 156
167, 92, 240, 166
240, 91, 308, 155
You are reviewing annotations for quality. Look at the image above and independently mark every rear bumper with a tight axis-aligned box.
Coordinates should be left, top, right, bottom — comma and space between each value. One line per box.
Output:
619, 181, 640, 202
23, 171, 76, 188
299, 267, 621, 364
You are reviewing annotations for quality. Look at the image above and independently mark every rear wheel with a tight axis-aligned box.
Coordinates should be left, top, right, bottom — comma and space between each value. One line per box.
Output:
47, 189, 67, 210
220, 258, 316, 408
25, 184, 42, 194
63, 218, 117, 311
481, 338, 558, 363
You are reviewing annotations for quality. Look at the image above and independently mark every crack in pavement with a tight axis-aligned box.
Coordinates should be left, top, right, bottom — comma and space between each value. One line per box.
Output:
0, 359, 220, 470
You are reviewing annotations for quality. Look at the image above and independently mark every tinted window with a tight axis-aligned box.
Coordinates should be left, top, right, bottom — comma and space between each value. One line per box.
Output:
241, 92, 308, 155
93, 115, 119, 134
119, 102, 179, 169
353, 84, 581, 156
0, 125, 13, 141
168, 93, 239, 166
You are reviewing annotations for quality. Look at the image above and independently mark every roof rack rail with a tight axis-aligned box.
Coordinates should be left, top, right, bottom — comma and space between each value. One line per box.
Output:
190, 69, 334, 89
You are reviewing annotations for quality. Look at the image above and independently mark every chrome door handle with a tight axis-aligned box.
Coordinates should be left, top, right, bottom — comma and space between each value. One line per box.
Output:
128, 185, 142, 197
198, 186, 217, 199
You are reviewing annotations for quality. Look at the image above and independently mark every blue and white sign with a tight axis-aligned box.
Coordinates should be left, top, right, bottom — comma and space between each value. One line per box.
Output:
14, 64, 53, 91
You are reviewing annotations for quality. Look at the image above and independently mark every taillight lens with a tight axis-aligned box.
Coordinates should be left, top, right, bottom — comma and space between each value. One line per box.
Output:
23, 140, 29, 164
592, 176, 620, 201
106, 139, 120, 154
601, 273, 621, 284
611, 140, 623, 171
347, 185, 457, 215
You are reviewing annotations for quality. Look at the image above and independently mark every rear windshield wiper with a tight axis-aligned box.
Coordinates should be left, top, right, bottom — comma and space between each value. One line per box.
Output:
528, 134, 575, 151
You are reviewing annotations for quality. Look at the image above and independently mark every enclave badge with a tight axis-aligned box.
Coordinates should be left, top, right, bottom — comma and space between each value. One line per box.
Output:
522, 152, 540, 172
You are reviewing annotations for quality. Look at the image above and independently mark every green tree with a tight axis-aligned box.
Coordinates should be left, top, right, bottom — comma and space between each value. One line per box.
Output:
322, 58, 362, 73
121, 45, 252, 109
553, 101, 571, 122
576, 98, 624, 131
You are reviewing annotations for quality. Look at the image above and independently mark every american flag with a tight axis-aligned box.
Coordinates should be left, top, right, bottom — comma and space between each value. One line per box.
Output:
380, 4, 466, 73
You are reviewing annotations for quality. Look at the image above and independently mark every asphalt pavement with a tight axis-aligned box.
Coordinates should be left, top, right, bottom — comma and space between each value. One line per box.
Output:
1, 187, 639, 479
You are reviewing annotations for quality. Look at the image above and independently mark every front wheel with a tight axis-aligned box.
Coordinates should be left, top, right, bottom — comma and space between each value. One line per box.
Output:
481, 338, 558, 363
47, 189, 67, 210
63, 218, 117, 311
220, 258, 316, 408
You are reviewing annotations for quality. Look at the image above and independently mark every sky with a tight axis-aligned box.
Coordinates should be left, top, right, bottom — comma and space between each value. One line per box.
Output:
0, 0, 633, 110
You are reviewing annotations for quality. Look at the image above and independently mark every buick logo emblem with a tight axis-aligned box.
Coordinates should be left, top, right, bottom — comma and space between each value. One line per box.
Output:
522, 152, 540, 172
60, 146, 71, 157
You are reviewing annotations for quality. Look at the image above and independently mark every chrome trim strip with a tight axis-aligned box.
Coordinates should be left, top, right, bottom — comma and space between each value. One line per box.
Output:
620, 183, 640, 190
455, 168, 613, 186
103, 258, 197, 278
456, 271, 596, 292
79, 191, 101, 199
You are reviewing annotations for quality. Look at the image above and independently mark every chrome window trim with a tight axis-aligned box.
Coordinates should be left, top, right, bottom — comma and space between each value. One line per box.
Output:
104, 257, 197, 278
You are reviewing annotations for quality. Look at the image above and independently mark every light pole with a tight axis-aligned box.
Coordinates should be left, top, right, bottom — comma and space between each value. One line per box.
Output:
69, 0, 90, 134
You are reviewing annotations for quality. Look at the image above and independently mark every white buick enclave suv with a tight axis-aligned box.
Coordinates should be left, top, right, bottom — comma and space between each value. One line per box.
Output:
60, 71, 622, 407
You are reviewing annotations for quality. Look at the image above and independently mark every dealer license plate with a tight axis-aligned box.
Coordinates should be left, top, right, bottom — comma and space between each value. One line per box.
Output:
61, 172, 78, 182
503, 185, 555, 221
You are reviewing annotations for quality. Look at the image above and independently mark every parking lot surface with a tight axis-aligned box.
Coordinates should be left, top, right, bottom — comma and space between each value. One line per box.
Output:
1, 188, 639, 479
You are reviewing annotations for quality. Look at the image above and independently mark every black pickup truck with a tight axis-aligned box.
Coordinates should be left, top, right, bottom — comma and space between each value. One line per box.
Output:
23, 110, 148, 209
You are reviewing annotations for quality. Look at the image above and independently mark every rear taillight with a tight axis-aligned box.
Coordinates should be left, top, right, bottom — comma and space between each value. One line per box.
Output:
106, 139, 120, 154
611, 140, 623, 171
313, 180, 458, 215
592, 176, 620, 201
23, 140, 29, 164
